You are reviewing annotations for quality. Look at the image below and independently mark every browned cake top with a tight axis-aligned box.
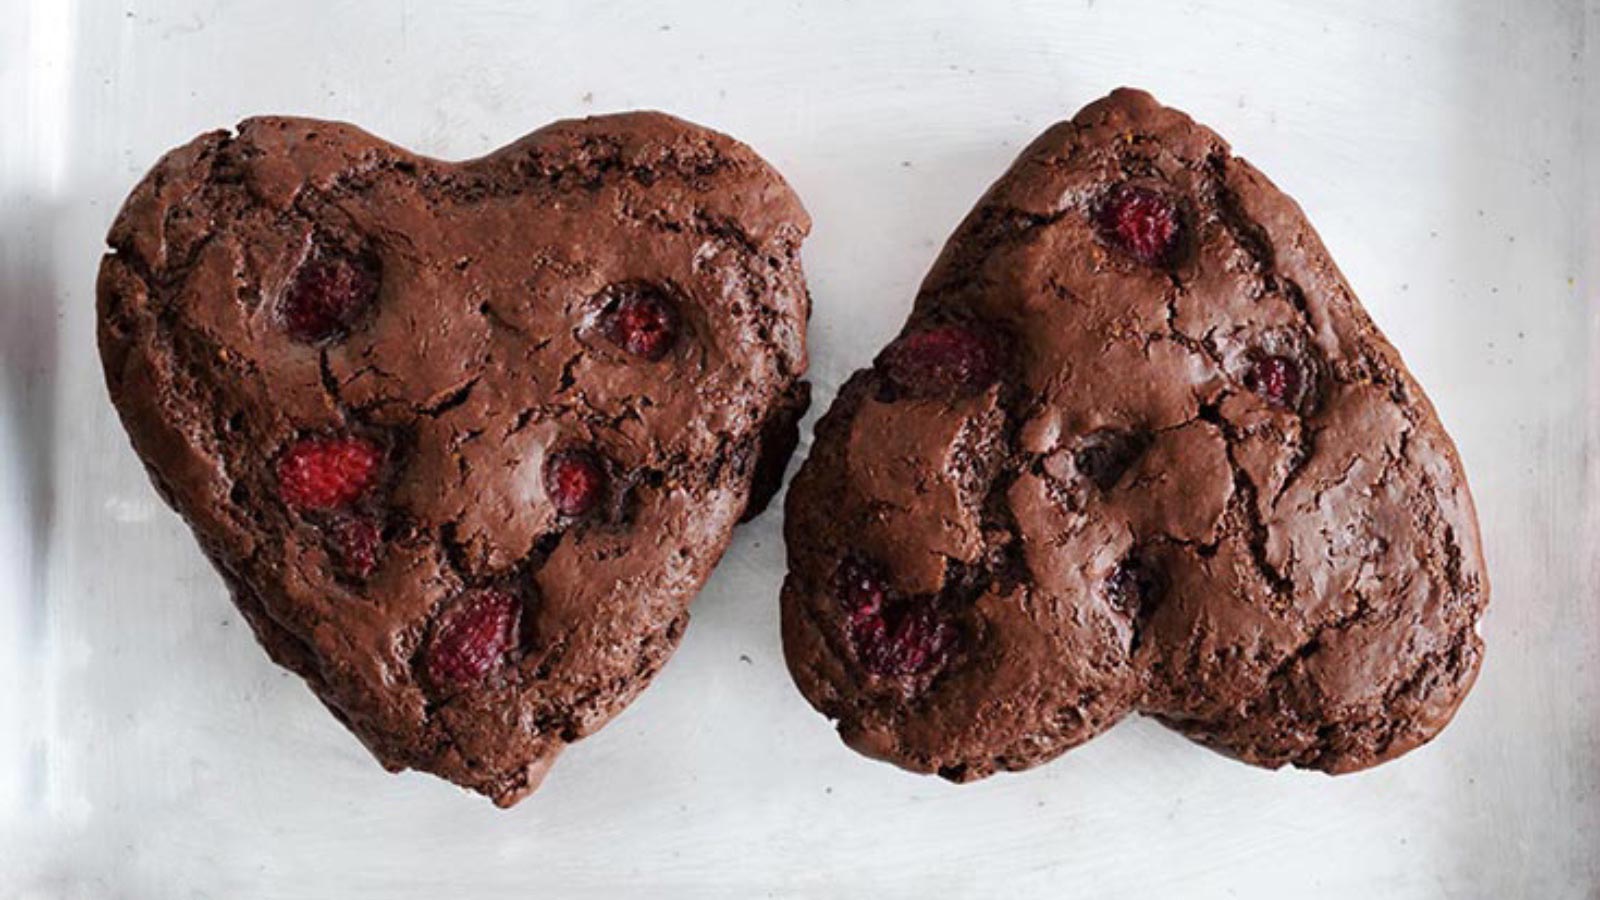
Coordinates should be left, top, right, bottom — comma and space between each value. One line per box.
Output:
782, 88, 1486, 780
98, 112, 811, 805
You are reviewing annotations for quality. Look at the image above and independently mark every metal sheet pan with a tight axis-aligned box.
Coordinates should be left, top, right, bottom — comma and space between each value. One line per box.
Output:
2, 0, 1594, 895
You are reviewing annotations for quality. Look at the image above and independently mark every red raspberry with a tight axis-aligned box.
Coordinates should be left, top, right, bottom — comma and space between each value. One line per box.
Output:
544, 450, 607, 518
837, 558, 888, 624
859, 603, 957, 677
600, 284, 679, 361
835, 559, 958, 678
880, 324, 1000, 399
425, 589, 522, 690
281, 251, 379, 343
328, 515, 381, 579
1245, 354, 1303, 408
277, 436, 381, 511
1098, 185, 1183, 266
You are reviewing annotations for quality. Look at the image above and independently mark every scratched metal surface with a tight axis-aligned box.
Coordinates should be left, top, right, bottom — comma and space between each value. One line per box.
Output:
1, 0, 1595, 896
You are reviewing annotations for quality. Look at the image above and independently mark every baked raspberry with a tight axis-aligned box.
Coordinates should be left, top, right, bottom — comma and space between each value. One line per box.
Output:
328, 515, 381, 579
1074, 429, 1151, 491
880, 324, 1000, 399
599, 283, 679, 361
837, 557, 888, 624
1105, 557, 1161, 614
1098, 185, 1183, 266
544, 450, 607, 518
860, 603, 957, 677
1244, 354, 1302, 408
281, 249, 380, 342
425, 589, 522, 690
836, 559, 957, 678
277, 437, 381, 511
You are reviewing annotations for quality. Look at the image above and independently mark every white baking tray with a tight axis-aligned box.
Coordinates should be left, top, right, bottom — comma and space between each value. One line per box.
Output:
2, 0, 1595, 896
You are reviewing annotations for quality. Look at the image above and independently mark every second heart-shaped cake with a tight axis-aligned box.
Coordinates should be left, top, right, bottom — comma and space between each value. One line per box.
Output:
782, 89, 1487, 779
98, 112, 810, 804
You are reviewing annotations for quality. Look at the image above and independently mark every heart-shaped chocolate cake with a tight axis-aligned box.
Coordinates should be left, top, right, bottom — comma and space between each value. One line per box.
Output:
99, 112, 810, 804
782, 89, 1486, 779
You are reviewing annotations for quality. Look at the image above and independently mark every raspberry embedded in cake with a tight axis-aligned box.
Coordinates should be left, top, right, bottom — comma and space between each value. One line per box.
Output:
327, 514, 382, 579
1097, 185, 1183, 266
424, 589, 523, 691
1244, 354, 1303, 409
835, 558, 958, 678
544, 449, 608, 518
276, 436, 381, 511
281, 247, 380, 343
837, 557, 888, 624
879, 324, 1001, 399
858, 602, 957, 678
598, 282, 680, 361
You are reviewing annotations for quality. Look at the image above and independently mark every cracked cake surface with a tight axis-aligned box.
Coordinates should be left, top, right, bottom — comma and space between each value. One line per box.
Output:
98, 112, 811, 805
781, 88, 1487, 780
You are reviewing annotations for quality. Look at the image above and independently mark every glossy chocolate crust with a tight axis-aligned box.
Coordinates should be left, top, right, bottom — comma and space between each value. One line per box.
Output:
782, 89, 1486, 780
99, 112, 810, 805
